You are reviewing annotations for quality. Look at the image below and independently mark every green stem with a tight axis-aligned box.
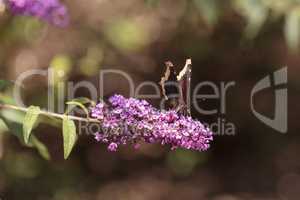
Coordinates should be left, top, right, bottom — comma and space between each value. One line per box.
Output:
0, 103, 100, 123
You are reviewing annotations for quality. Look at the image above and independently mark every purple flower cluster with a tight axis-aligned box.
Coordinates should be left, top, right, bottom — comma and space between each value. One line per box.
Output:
91, 95, 213, 152
6, 0, 69, 27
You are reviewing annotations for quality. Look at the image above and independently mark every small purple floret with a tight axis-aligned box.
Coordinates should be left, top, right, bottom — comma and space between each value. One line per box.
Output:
91, 94, 213, 152
107, 142, 118, 152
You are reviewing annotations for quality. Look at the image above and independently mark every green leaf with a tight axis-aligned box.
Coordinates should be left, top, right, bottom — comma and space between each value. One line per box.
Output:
66, 101, 89, 116
66, 97, 95, 119
66, 98, 91, 114
0, 111, 24, 140
30, 135, 50, 160
23, 106, 41, 144
68, 97, 94, 105
62, 116, 77, 159
285, 8, 300, 52
0, 112, 50, 160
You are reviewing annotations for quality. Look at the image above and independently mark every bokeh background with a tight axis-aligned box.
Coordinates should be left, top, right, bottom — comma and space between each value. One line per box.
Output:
0, 0, 299, 199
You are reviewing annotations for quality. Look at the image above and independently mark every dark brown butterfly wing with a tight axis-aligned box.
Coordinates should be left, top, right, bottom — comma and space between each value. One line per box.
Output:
159, 61, 180, 110
177, 59, 192, 116
159, 59, 192, 115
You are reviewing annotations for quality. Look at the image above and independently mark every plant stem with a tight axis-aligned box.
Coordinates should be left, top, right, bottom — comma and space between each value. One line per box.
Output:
0, 104, 100, 123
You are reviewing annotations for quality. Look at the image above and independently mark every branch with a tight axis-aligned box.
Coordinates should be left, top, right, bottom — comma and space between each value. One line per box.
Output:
0, 104, 100, 123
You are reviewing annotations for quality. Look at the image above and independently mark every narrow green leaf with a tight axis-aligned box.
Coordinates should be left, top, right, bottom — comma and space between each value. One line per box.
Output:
66, 101, 89, 117
30, 135, 51, 160
0, 113, 50, 160
67, 97, 93, 105
62, 116, 77, 159
65, 97, 95, 117
0, 110, 24, 140
23, 106, 40, 144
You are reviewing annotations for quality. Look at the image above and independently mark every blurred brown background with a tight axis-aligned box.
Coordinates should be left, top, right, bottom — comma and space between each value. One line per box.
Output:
0, 0, 299, 200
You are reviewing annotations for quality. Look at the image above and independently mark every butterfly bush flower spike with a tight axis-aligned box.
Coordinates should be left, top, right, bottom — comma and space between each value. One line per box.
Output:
91, 95, 213, 152
7, 0, 69, 27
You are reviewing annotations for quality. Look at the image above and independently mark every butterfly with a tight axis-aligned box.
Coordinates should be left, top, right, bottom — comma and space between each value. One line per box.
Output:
159, 59, 192, 116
